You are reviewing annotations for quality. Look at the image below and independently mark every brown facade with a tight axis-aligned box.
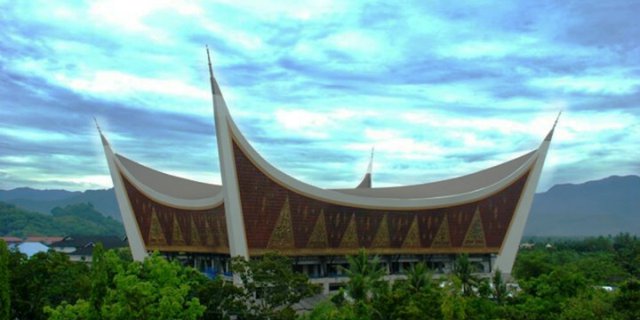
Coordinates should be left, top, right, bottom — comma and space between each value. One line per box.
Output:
121, 174, 229, 254
233, 141, 530, 256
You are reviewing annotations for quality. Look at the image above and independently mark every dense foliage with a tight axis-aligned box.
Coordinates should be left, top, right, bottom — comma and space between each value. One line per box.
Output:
0, 234, 638, 319
0, 240, 9, 320
0, 201, 123, 237
305, 235, 640, 320
1, 241, 318, 320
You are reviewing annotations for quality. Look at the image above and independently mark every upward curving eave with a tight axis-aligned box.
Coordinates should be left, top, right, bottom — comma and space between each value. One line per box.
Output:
114, 153, 224, 210
97, 130, 148, 261
217, 89, 543, 211
337, 150, 536, 199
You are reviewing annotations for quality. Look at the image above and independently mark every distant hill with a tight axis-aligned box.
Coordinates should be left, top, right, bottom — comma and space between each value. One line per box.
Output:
0, 202, 124, 237
0, 188, 119, 221
1, 175, 638, 237
526, 175, 640, 237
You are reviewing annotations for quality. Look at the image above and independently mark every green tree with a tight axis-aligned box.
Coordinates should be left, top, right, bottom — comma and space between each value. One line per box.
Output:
342, 249, 386, 304
11, 250, 90, 320
613, 233, 640, 277
453, 254, 478, 296
46, 253, 205, 320
0, 240, 9, 320
492, 269, 508, 305
194, 276, 245, 320
513, 249, 554, 280
232, 253, 320, 319
87, 243, 127, 320
391, 263, 442, 320
559, 288, 619, 320
441, 276, 466, 320
615, 278, 640, 320
299, 300, 343, 320
405, 262, 432, 293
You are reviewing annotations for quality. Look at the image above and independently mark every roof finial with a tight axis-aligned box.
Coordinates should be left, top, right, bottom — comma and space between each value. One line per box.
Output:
553, 110, 562, 129
544, 111, 562, 142
94, 116, 111, 146
93, 116, 102, 133
367, 147, 375, 174
206, 45, 216, 95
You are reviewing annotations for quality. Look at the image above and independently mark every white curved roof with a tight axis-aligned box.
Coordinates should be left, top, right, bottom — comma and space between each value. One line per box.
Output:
226, 112, 539, 209
334, 150, 536, 199
114, 153, 223, 209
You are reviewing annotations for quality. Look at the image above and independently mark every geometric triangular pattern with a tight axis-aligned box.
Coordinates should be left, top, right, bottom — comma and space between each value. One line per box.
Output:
175, 213, 192, 245
447, 206, 476, 247
325, 210, 353, 247
355, 213, 383, 247
388, 212, 414, 247
267, 196, 294, 249
402, 215, 420, 248
216, 215, 229, 248
205, 214, 220, 247
233, 141, 287, 249
417, 212, 444, 247
431, 215, 451, 247
172, 215, 186, 246
121, 175, 152, 243
149, 208, 166, 245
339, 214, 358, 248
289, 194, 322, 248
306, 210, 328, 248
190, 216, 202, 246
463, 207, 486, 247
479, 172, 530, 248
191, 212, 209, 246
156, 208, 175, 245
370, 214, 390, 248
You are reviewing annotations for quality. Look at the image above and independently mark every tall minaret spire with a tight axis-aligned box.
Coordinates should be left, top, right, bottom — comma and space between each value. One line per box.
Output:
206, 46, 249, 265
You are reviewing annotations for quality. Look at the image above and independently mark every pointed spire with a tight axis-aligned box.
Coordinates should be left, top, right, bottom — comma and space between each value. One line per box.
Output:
93, 116, 101, 133
544, 111, 562, 142
206, 45, 217, 96
357, 147, 374, 188
93, 116, 110, 146
367, 147, 375, 175
553, 111, 562, 128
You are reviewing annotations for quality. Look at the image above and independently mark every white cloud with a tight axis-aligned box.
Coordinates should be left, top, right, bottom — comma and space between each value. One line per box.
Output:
2, 1, 639, 192
0, 127, 70, 143
57, 70, 208, 100
213, 0, 347, 21
89, 0, 201, 36
274, 108, 361, 139
529, 72, 640, 95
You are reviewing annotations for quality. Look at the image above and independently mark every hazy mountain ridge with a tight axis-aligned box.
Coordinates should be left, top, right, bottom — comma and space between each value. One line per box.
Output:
0, 202, 124, 237
0, 188, 120, 221
526, 175, 640, 236
1, 175, 638, 237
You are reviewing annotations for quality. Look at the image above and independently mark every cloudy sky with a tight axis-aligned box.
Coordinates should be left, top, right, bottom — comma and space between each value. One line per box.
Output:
1, 0, 638, 192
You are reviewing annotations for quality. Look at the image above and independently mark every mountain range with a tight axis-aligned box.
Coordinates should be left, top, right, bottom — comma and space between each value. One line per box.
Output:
525, 175, 639, 237
0, 188, 119, 221
1, 175, 638, 237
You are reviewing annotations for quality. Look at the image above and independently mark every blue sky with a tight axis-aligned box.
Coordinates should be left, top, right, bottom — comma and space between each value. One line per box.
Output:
1, 0, 638, 192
